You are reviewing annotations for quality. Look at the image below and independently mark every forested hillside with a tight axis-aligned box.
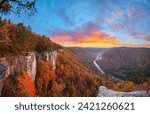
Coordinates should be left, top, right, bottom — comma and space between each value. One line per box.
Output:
0, 19, 150, 97
0, 19, 100, 97
98, 47, 150, 84
0, 19, 61, 56
68, 47, 107, 74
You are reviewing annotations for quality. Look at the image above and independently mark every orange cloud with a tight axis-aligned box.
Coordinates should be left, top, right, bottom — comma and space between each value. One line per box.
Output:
126, 43, 150, 48
51, 30, 122, 48
73, 36, 121, 48
51, 35, 71, 43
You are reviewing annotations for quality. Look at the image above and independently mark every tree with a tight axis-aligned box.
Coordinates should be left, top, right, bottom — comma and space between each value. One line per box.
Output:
2, 70, 36, 97
35, 60, 56, 96
122, 81, 134, 92
0, 0, 37, 16
16, 71, 36, 97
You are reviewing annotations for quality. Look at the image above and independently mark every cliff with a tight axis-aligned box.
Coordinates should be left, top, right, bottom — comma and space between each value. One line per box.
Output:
0, 51, 57, 96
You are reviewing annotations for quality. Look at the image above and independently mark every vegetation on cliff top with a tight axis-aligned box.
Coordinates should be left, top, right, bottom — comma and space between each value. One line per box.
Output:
0, 19, 61, 56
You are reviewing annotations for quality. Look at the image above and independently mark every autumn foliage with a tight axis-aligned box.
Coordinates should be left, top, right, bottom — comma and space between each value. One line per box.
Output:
2, 70, 36, 97
16, 71, 36, 97
1, 49, 150, 97
0, 19, 61, 57
35, 60, 56, 96
54, 49, 100, 97
1, 19, 149, 97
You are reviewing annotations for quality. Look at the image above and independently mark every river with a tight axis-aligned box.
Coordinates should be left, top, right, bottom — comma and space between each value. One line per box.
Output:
93, 54, 105, 75
93, 53, 123, 82
94, 54, 147, 97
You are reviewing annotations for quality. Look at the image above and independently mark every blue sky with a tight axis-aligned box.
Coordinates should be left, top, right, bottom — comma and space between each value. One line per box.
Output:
3, 0, 150, 48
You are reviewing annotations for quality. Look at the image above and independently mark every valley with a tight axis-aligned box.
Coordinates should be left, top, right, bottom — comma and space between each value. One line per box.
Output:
69, 47, 150, 96
0, 19, 150, 97
97, 48, 150, 84
93, 54, 123, 82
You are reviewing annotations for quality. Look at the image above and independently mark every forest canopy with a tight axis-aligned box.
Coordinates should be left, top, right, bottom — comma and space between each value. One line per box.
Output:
0, 19, 62, 56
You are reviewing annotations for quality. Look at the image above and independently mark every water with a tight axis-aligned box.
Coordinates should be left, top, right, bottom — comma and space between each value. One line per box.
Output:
93, 54, 105, 74
93, 53, 123, 82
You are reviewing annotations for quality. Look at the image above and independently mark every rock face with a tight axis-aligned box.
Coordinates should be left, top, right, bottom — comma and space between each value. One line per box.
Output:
49, 51, 57, 70
0, 52, 37, 80
0, 64, 9, 96
0, 51, 57, 96
36, 51, 57, 70
44, 51, 57, 70
98, 86, 148, 97
24, 53, 37, 80
0, 64, 8, 80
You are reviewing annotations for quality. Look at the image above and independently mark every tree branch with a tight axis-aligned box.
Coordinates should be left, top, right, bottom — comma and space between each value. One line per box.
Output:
11, 0, 36, 8
0, 0, 37, 15
0, 0, 8, 8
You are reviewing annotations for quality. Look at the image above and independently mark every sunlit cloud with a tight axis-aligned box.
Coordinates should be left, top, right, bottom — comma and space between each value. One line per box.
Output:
9, 0, 148, 48
51, 29, 122, 48
131, 33, 150, 41
51, 35, 71, 43
126, 43, 150, 48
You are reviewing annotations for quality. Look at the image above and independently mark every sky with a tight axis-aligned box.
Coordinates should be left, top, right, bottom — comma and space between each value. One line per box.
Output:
3, 0, 150, 48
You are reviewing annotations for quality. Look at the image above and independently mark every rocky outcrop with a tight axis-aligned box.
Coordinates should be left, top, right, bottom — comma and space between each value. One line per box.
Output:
36, 51, 57, 70
0, 64, 8, 80
0, 51, 58, 96
24, 53, 37, 80
98, 86, 148, 97
49, 51, 57, 70
0, 64, 9, 96
0, 52, 37, 80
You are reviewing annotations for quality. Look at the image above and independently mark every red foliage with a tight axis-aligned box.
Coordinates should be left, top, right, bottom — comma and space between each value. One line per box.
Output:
16, 71, 36, 97
2, 71, 36, 97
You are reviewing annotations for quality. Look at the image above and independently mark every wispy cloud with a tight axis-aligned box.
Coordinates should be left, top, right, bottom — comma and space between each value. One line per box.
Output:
131, 32, 150, 41
51, 22, 122, 48
105, 11, 122, 24
7, 0, 148, 48
55, 7, 75, 25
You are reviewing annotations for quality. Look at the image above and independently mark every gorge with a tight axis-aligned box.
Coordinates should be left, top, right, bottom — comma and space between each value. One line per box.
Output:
93, 50, 150, 97
0, 19, 149, 97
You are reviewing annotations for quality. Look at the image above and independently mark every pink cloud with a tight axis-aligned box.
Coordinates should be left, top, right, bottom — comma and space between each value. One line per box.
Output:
131, 33, 150, 41
51, 27, 122, 48
127, 7, 145, 21
114, 11, 122, 18
105, 18, 114, 24
51, 35, 71, 43
105, 11, 122, 24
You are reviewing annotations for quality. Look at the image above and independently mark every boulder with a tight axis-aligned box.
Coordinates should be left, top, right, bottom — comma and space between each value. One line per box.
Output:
98, 86, 148, 97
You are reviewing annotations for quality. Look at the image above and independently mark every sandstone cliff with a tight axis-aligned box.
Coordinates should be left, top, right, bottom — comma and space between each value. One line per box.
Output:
0, 51, 57, 96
